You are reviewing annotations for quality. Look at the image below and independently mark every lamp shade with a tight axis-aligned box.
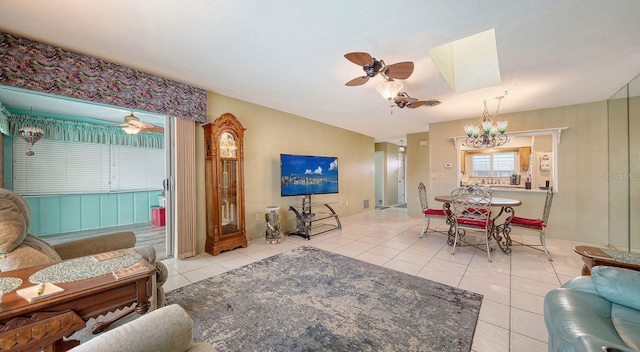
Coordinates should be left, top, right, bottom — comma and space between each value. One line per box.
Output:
376, 81, 403, 101
123, 126, 142, 135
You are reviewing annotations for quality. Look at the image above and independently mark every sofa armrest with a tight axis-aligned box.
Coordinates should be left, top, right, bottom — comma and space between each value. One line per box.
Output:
561, 275, 599, 295
592, 266, 640, 311
52, 231, 136, 260
69, 304, 216, 352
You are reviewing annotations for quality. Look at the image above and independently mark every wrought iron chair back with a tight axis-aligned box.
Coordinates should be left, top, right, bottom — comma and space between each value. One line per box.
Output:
450, 184, 493, 261
541, 187, 554, 225
418, 182, 447, 237
507, 187, 554, 261
418, 182, 429, 213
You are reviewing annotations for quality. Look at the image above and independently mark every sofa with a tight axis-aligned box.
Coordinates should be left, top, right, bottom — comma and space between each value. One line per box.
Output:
0, 187, 168, 307
544, 266, 640, 352
69, 304, 216, 352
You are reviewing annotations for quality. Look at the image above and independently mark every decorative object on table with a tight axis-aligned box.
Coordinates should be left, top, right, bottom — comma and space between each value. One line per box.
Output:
165, 246, 482, 352
18, 125, 44, 156
203, 113, 248, 255
463, 93, 509, 148
264, 206, 282, 245
29, 252, 142, 284
17, 282, 65, 302
0, 277, 23, 299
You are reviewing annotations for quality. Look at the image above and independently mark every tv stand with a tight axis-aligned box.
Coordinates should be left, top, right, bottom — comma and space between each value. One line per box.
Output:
288, 195, 342, 240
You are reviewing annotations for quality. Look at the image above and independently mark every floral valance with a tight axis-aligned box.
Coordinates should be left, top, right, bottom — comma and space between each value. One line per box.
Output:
0, 103, 163, 148
0, 32, 206, 123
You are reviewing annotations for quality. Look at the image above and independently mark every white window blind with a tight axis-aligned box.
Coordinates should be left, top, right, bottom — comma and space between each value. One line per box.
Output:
470, 152, 516, 178
13, 139, 164, 196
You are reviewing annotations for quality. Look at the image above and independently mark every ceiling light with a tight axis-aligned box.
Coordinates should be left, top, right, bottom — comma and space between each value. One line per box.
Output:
463, 94, 509, 148
376, 80, 403, 101
18, 126, 44, 156
399, 139, 406, 153
123, 126, 142, 135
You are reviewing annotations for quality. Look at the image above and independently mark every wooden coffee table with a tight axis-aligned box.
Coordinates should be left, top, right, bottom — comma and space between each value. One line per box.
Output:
0, 254, 156, 351
574, 245, 640, 275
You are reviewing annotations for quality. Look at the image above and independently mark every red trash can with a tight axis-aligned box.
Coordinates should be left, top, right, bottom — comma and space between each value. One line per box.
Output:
151, 206, 166, 226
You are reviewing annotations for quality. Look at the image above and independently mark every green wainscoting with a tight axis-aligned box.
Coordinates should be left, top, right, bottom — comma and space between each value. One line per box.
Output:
24, 191, 162, 236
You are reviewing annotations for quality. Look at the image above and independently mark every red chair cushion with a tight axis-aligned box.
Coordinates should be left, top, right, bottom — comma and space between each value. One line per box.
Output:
424, 208, 448, 216
457, 218, 492, 228
510, 216, 545, 229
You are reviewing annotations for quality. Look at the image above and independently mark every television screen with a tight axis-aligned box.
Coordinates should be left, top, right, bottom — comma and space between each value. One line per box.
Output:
280, 154, 339, 197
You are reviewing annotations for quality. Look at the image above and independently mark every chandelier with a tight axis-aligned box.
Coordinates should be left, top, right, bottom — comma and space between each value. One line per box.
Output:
463, 95, 508, 148
18, 126, 44, 156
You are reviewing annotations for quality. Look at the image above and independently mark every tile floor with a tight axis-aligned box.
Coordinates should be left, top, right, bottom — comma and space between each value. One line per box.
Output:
161, 207, 594, 352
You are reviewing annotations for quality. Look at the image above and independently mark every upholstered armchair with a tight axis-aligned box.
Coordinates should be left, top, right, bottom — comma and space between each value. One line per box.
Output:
544, 266, 640, 352
69, 304, 216, 352
0, 187, 168, 307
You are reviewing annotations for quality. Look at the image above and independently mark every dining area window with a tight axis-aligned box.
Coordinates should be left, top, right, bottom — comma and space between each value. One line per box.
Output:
469, 151, 516, 178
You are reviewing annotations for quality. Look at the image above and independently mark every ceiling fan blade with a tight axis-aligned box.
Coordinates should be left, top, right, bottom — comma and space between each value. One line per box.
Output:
386, 62, 414, 80
143, 125, 165, 134
345, 76, 370, 86
128, 120, 152, 129
408, 101, 427, 108
344, 52, 373, 66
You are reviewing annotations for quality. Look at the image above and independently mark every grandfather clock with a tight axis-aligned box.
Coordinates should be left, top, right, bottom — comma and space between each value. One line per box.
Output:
203, 113, 247, 255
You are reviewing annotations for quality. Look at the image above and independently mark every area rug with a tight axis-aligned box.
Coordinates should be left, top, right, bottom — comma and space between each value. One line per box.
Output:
165, 246, 483, 352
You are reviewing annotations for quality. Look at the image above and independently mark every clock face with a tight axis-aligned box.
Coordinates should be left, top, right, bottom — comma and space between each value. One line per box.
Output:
219, 132, 237, 158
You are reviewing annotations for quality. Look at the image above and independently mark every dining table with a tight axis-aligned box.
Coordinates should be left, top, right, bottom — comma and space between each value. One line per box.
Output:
434, 195, 522, 254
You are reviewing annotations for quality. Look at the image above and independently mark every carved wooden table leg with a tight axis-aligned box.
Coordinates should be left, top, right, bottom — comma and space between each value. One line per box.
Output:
0, 310, 85, 351
92, 276, 153, 334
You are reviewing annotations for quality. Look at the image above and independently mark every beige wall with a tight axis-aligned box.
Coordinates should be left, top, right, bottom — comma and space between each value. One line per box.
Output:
410, 101, 610, 244
405, 132, 430, 216
195, 92, 375, 251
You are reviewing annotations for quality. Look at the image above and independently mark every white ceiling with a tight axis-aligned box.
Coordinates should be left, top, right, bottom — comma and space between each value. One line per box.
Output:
1, 1, 639, 144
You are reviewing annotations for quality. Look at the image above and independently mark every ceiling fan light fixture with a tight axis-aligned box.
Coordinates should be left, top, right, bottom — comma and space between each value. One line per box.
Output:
376, 80, 403, 101
123, 126, 142, 135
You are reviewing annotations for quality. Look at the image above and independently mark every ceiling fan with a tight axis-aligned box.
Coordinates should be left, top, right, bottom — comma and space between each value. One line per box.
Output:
392, 92, 442, 109
120, 112, 164, 135
344, 52, 414, 86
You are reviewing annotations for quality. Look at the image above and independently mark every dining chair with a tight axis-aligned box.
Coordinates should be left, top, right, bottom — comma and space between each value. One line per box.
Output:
507, 187, 554, 261
450, 184, 493, 261
418, 182, 448, 237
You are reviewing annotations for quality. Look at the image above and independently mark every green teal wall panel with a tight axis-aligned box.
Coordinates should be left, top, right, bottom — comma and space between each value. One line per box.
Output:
80, 194, 101, 229
117, 193, 135, 225
3, 137, 13, 190
60, 195, 82, 233
100, 193, 119, 228
22, 191, 160, 235
135, 192, 152, 222
39, 197, 61, 235
25, 197, 40, 234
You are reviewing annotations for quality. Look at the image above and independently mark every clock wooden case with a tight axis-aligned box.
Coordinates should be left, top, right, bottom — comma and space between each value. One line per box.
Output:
203, 113, 247, 255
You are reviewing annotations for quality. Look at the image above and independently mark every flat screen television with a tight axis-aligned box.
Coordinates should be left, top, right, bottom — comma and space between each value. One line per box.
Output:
280, 154, 339, 197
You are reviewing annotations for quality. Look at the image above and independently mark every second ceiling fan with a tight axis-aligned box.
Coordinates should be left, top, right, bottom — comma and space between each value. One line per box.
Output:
120, 112, 164, 135
392, 92, 441, 109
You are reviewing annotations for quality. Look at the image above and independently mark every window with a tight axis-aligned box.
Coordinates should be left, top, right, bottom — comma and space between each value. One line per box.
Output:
13, 138, 164, 196
469, 151, 516, 178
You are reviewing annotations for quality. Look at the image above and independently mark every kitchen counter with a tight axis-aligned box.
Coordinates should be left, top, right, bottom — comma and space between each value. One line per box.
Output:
461, 183, 548, 193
